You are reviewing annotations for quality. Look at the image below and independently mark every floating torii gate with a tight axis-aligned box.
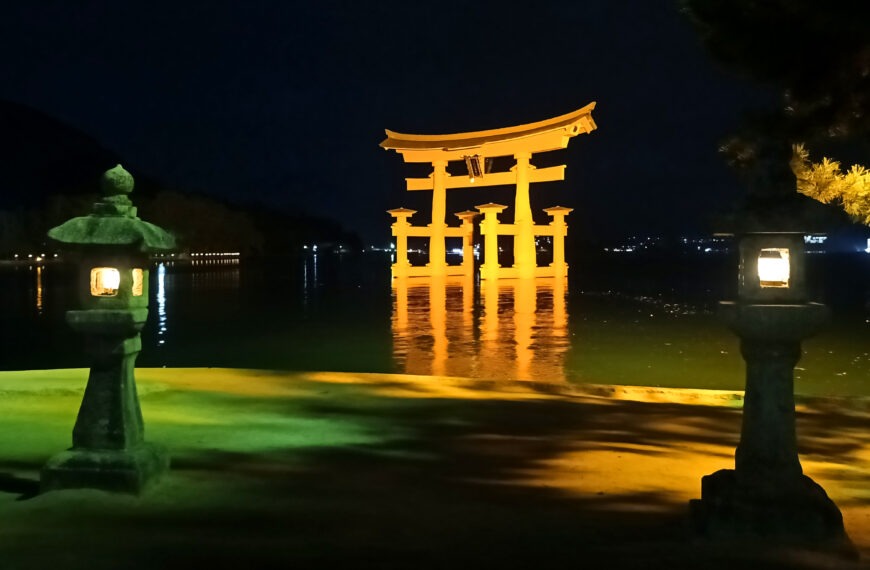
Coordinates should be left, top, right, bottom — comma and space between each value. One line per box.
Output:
382, 102, 596, 280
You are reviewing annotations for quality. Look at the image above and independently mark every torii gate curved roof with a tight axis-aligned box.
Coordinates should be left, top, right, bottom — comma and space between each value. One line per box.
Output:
380, 102, 596, 162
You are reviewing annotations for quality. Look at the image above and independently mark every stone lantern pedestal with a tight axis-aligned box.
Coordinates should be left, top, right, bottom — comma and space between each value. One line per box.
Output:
692, 302, 849, 544
41, 308, 168, 493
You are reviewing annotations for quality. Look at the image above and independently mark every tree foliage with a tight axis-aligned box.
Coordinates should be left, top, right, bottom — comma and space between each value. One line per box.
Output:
792, 144, 870, 224
138, 191, 265, 255
682, 0, 870, 226
682, 1, 870, 144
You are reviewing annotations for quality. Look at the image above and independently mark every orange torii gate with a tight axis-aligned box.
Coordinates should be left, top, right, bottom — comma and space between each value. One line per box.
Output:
381, 102, 596, 280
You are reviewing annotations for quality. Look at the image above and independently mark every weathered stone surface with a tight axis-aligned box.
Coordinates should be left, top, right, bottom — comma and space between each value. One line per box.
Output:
48, 215, 175, 251
66, 309, 148, 336
41, 443, 169, 494
47, 164, 175, 252
100, 164, 134, 195
719, 302, 829, 341
691, 469, 851, 552
72, 333, 144, 450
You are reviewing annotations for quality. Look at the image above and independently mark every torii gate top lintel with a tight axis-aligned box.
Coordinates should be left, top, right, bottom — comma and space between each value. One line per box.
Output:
380, 102, 596, 162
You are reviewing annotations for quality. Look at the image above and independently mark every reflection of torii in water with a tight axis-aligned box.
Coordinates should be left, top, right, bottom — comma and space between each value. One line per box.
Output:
382, 102, 597, 280
391, 276, 568, 381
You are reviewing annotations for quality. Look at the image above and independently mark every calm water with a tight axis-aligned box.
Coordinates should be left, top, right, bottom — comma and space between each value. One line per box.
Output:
3, 252, 870, 397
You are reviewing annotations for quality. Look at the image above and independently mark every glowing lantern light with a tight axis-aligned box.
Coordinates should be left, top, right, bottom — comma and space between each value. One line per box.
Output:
90, 267, 121, 296
757, 248, 790, 288
132, 268, 144, 297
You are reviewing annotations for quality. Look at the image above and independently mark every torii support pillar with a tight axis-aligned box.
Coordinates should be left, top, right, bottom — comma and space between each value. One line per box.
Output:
455, 210, 478, 278
428, 160, 448, 277
388, 208, 416, 279
513, 152, 536, 279
544, 206, 573, 279
477, 203, 507, 281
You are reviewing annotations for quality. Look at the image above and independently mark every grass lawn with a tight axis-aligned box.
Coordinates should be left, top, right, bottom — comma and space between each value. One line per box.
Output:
0, 368, 867, 569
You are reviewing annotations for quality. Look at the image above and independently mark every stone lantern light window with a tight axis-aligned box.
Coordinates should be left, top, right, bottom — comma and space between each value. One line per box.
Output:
757, 248, 790, 288
132, 268, 144, 297
90, 267, 120, 296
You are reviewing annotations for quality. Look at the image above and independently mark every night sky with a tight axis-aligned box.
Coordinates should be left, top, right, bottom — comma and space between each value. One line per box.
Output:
1, 1, 770, 244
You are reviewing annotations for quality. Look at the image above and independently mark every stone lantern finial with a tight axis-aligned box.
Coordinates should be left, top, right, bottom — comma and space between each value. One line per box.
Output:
101, 164, 135, 196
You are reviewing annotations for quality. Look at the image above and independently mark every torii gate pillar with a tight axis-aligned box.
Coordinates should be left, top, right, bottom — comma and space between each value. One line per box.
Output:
428, 160, 448, 276
513, 152, 536, 279
544, 206, 573, 279
477, 203, 508, 282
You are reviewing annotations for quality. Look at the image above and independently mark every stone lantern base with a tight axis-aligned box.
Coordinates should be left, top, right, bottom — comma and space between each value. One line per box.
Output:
41, 443, 169, 494
691, 469, 852, 552
691, 301, 855, 557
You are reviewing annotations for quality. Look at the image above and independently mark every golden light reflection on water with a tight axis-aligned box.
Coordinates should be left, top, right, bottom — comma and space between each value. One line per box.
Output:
35, 266, 43, 315
392, 277, 569, 382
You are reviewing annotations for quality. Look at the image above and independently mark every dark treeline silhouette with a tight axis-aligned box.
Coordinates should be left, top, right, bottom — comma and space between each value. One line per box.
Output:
0, 100, 360, 256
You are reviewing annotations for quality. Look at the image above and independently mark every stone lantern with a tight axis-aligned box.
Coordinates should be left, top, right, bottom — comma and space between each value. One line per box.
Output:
41, 164, 175, 494
691, 230, 850, 549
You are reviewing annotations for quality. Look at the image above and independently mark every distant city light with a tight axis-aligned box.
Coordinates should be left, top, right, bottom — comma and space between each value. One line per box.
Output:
156, 263, 167, 346
602, 235, 734, 255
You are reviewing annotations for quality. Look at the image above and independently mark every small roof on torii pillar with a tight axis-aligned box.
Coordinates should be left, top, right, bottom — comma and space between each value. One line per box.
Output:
380, 102, 597, 163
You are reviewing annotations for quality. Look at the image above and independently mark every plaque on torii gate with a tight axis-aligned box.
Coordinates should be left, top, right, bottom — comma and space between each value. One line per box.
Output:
381, 102, 596, 279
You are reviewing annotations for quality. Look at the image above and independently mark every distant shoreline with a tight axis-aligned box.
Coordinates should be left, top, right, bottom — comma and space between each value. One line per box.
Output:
0, 251, 243, 268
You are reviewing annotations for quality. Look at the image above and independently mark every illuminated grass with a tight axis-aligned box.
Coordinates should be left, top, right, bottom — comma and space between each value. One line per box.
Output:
0, 368, 867, 568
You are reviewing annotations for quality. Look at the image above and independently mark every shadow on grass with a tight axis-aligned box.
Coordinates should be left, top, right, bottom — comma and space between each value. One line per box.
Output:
3, 384, 866, 569
0, 471, 39, 500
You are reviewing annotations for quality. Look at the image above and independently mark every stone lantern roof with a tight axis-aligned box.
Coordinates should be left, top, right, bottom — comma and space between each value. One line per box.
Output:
48, 164, 175, 252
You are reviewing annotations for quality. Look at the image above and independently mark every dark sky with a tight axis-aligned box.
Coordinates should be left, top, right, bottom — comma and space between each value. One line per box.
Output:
1, 1, 769, 244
